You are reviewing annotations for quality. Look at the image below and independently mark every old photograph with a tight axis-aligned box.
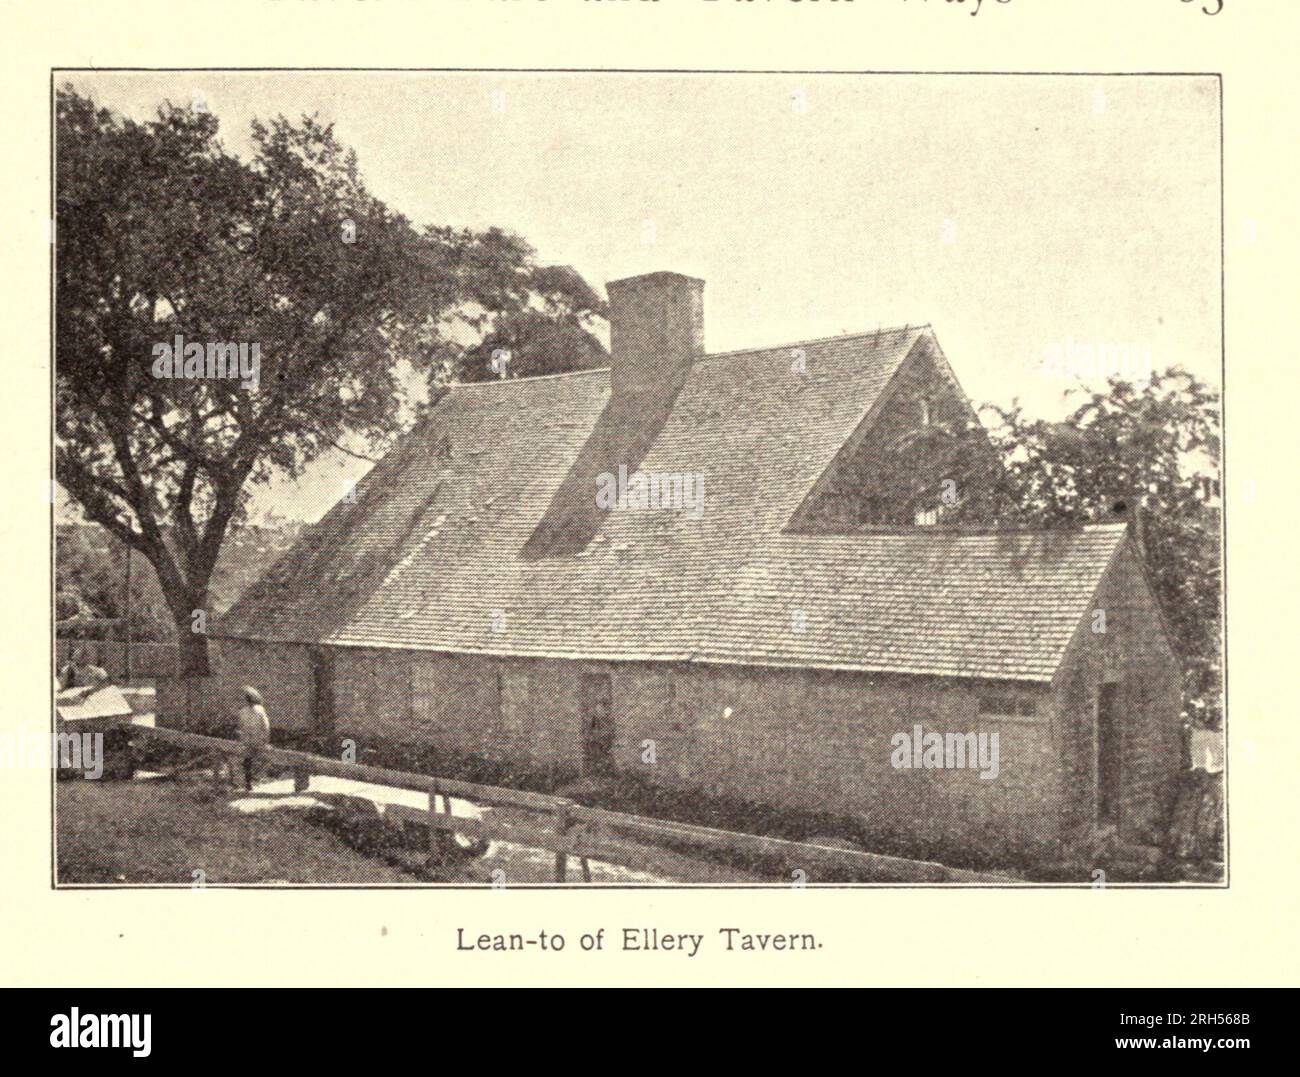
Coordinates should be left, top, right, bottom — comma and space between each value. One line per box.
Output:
52, 70, 1224, 887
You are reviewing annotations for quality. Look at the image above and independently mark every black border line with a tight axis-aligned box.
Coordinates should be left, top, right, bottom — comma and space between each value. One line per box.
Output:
49, 67, 1228, 893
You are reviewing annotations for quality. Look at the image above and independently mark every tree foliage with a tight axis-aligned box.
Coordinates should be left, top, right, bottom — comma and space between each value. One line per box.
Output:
457, 264, 608, 381
868, 367, 1222, 723
981, 369, 1222, 725
55, 86, 604, 673
55, 525, 171, 641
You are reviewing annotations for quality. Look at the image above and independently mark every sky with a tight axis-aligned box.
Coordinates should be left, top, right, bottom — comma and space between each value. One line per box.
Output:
62, 71, 1221, 522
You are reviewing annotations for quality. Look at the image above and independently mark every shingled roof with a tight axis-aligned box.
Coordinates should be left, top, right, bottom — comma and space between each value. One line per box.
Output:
217, 323, 1131, 682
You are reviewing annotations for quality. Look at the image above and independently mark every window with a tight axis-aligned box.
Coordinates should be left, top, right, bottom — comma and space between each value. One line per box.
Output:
914, 490, 953, 526
919, 396, 932, 427
978, 694, 1037, 718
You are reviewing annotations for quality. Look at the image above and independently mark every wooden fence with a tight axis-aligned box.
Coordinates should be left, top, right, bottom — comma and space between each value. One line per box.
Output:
118, 722, 1007, 884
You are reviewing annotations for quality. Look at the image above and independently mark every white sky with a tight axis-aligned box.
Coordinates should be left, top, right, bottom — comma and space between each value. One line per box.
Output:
64, 71, 1221, 522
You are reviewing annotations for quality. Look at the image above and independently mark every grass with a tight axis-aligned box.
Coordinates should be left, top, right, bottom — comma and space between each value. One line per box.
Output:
56, 775, 417, 885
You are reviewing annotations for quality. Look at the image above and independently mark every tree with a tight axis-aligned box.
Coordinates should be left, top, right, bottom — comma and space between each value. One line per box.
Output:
457, 264, 608, 382
981, 368, 1222, 725
55, 86, 601, 674
55, 524, 171, 641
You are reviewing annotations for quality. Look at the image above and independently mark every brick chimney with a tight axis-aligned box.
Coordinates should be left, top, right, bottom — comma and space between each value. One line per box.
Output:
521, 271, 704, 559
606, 271, 705, 403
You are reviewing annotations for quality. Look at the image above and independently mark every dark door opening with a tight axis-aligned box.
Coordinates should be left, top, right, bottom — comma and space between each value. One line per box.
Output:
1097, 682, 1122, 825
310, 647, 335, 737
580, 670, 615, 774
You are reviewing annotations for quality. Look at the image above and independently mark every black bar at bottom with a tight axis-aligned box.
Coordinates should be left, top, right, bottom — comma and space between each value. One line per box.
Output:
1, 988, 1289, 1060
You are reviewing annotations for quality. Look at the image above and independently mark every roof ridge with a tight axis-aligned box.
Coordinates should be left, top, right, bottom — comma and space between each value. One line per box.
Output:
442, 324, 931, 392
783, 521, 1129, 540
447, 366, 611, 390
700, 323, 930, 363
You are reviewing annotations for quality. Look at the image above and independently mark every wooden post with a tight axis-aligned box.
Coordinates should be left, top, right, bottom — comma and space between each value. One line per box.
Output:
293, 764, 310, 793
121, 544, 132, 682
553, 804, 570, 882
119, 728, 136, 782
425, 781, 444, 878
580, 857, 592, 883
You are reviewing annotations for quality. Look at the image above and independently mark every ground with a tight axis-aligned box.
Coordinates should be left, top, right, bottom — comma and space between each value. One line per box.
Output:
55, 769, 753, 885
56, 775, 414, 885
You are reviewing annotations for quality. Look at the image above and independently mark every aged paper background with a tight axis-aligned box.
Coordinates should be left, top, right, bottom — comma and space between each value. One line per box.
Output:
3, 0, 1296, 987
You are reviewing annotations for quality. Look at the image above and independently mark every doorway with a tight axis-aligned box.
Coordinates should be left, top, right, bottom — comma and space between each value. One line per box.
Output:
309, 647, 335, 737
580, 670, 615, 774
1096, 682, 1122, 825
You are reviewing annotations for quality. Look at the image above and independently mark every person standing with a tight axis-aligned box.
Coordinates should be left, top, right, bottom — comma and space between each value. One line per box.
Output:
236, 686, 271, 790
59, 647, 109, 690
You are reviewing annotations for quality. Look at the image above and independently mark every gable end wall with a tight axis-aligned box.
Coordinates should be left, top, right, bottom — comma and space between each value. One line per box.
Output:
793, 337, 993, 530
1050, 542, 1184, 844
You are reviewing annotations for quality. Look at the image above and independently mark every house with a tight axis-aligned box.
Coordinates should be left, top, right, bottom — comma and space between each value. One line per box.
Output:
210, 271, 1184, 860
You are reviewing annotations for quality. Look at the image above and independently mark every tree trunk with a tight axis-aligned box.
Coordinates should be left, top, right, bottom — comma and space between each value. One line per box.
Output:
174, 616, 211, 678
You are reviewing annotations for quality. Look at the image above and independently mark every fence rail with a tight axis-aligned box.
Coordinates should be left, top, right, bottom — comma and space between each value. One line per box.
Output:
55, 639, 177, 679
119, 721, 1007, 884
